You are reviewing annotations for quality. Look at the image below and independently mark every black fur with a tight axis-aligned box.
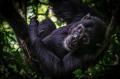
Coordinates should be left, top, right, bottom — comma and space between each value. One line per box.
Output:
29, 14, 106, 78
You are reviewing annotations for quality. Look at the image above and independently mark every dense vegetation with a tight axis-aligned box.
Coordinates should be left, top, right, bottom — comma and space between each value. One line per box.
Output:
0, 0, 120, 79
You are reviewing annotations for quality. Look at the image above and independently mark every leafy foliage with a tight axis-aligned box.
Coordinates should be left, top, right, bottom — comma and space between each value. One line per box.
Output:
0, 21, 41, 79
0, 0, 120, 79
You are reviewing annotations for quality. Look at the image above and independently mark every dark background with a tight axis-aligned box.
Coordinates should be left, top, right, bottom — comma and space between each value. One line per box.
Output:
0, 0, 120, 79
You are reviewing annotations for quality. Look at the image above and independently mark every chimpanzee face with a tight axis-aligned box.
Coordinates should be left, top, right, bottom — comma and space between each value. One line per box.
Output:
63, 22, 91, 51
63, 14, 105, 51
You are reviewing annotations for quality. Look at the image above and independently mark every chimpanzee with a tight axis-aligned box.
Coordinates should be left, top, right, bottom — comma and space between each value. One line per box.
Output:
29, 14, 106, 79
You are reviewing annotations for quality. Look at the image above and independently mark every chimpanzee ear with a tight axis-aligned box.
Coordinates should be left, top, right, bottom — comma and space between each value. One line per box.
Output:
81, 13, 91, 21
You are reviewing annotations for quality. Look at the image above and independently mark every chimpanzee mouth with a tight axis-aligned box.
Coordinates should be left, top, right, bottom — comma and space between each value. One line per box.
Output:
70, 32, 90, 48
71, 24, 85, 42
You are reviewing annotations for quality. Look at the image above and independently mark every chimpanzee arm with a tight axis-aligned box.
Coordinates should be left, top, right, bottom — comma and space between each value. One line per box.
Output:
29, 18, 63, 75
29, 17, 39, 42
33, 38, 63, 75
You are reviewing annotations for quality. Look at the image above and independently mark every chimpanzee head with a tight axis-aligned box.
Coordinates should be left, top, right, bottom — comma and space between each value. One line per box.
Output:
63, 14, 106, 51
